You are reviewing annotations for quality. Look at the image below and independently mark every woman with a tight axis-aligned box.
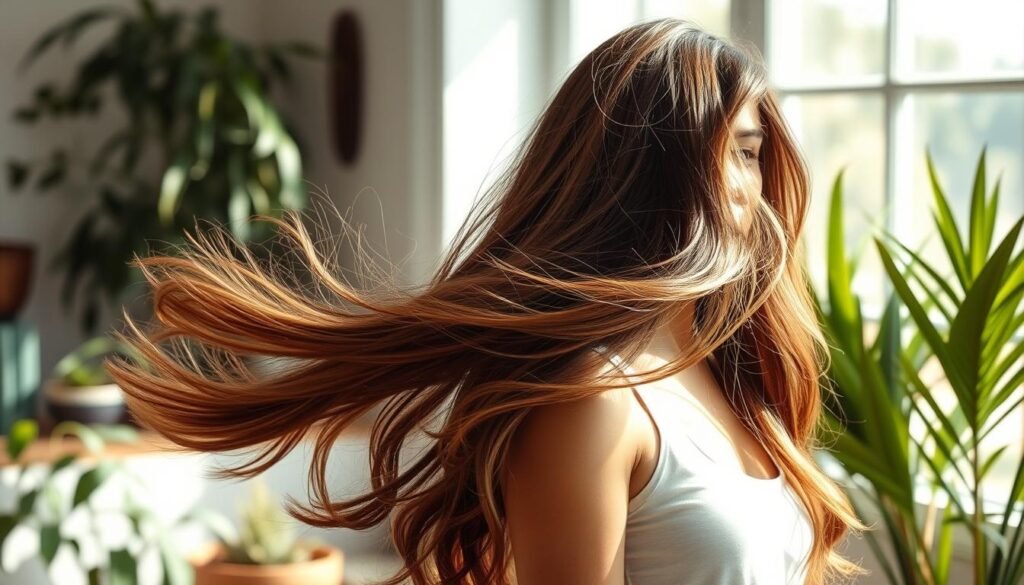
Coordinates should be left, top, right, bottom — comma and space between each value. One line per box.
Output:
106, 17, 868, 585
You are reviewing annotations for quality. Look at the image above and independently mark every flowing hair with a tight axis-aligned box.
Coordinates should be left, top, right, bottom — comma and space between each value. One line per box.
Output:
106, 17, 868, 585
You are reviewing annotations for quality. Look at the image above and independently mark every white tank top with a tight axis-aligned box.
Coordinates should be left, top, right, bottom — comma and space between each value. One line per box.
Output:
606, 353, 815, 585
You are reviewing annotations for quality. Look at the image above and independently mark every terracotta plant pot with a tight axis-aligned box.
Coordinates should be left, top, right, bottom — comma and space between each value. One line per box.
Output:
43, 379, 126, 426
189, 541, 345, 585
0, 242, 34, 321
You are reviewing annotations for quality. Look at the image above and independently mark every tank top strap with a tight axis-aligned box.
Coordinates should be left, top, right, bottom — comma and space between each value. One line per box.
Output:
604, 352, 658, 423
600, 350, 732, 470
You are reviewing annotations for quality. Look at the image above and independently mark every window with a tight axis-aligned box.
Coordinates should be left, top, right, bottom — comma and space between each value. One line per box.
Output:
771, 0, 1024, 316
768, 0, 1024, 512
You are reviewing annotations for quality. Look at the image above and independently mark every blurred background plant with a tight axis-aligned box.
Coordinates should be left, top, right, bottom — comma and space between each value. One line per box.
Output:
5, 0, 322, 334
52, 336, 139, 388
814, 145, 1024, 584
0, 419, 198, 585
207, 477, 323, 566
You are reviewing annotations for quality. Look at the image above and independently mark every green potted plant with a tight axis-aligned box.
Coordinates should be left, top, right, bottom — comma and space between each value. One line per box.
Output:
187, 478, 344, 585
43, 336, 140, 428
0, 419, 198, 585
813, 145, 1024, 584
6, 0, 321, 334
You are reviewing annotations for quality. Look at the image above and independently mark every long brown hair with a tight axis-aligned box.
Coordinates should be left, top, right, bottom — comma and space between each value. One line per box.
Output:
107, 17, 868, 585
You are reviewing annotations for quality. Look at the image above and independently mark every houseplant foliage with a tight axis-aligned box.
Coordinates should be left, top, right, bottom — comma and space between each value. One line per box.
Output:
6, 0, 321, 333
222, 478, 317, 565
44, 336, 144, 427
187, 477, 344, 585
0, 419, 199, 585
815, 145, 1024, 584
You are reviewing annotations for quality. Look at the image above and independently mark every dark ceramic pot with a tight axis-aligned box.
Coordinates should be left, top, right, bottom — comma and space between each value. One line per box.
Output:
0, 243, 34, 320
43, 379, 126, 425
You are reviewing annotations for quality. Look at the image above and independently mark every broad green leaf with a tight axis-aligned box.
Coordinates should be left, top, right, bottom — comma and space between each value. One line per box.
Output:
986, 172, 1002, 243
91, 424, 140, 444
19, 8, 121, 71
826, 169, 861, 352
877, 238, 973, 419
17, 490, 38, 517
947, 218, 1022, 411
943, 516, 1010, 557
158, 534, 194, 585
828, 429, 911, 504
7, 419, 39, 461
0, 514, 16, 569
981, 302, 1024, 385
857, 344, 910, 481
246, 177, 271, 216
40, 524, 60, 567
925, 148, 970, 288
877, 229, 960, 314
876, 495, 931, 584
968, 146, 989, 276
72, 460, 117, 508
110, 548, 138, 585
52, 335, 123, 384
874, 292, 900, 396
901, 352, 971, 470
935, 502, 954, 585
50, 421, 105, 453
979, 444, 1010, 482
228, 152, 251, 241
980, 386, 1024, 444
158, 152, 192, 227
234, 76, 272, 153
192, 81, 217, 179
276, 134, 304, 210
43, 482, 63, 516
6, 160, 30, 190
981, 339, 1024, 415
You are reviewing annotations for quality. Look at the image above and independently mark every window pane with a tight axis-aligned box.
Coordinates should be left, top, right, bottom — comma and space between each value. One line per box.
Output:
906, 91, 1024, 272
643, 0, 730, 38
769, 0, 887, 87
569, 1, 732, 66
784, 94, 887, 312
569, 0, 640, 66
896, 0, 1024, 79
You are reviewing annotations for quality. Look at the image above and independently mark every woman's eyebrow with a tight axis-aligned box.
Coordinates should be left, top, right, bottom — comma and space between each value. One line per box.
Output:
734, 129, 765, 139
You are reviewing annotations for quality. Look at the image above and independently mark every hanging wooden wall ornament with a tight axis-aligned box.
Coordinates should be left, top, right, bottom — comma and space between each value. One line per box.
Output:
329, 10, 363, 164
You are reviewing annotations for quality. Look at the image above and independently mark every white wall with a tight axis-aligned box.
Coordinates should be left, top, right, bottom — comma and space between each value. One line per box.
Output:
0, 1, 442, 582
0, 0, 262, 380
441, 0, 550, 250
0, 0, 443, 378
258, 0, 443, 288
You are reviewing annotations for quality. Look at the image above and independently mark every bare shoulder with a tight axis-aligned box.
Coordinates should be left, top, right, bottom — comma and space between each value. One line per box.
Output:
504, 356, 642, 485
500, 366, 639, 584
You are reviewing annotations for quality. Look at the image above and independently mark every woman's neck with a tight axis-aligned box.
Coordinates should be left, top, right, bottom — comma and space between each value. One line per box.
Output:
644, 302, 697, 363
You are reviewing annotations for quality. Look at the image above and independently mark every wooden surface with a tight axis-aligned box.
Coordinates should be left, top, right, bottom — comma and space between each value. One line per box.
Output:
0, 417, 373, 468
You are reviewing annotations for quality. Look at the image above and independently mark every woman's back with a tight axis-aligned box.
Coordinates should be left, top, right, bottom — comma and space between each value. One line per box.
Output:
502, 351, 814, 584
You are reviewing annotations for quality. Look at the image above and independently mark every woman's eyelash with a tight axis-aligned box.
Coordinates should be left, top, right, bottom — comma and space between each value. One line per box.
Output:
738, 148, 758, 161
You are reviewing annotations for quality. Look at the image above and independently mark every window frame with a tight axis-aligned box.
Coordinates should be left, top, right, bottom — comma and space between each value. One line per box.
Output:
759, 0, 1024, 558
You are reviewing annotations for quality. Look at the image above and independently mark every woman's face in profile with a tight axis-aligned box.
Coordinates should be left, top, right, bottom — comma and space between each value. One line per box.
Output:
725, 100, 764, 234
